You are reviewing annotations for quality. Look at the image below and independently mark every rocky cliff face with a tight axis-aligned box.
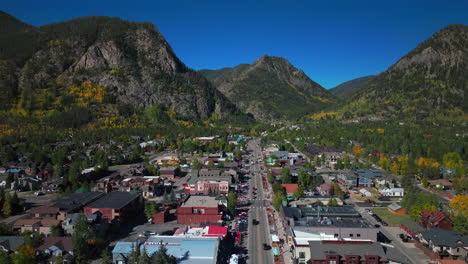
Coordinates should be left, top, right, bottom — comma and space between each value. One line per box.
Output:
200, 55, 334, 121
340, 24, 468, 120
0, 13, 236, 119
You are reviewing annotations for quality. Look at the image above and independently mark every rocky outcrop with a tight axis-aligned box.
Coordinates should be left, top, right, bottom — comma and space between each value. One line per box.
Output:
0, 13, 237, 119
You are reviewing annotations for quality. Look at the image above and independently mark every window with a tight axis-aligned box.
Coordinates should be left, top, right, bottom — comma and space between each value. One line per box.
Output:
299, 252, 305, 259
329, 261, 337, 264
193, 209, 198, 213
350, 234, 354, 237
334, 234, 338, 237
357, 234, 361, 237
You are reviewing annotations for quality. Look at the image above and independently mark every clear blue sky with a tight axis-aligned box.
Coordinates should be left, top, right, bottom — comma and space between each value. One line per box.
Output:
3, 0, 468, 88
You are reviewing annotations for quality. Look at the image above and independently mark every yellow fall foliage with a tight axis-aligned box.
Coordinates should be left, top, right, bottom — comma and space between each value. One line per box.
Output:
417, 157, 441, 168
310, 112, 338, 120
449, 195, 468, 217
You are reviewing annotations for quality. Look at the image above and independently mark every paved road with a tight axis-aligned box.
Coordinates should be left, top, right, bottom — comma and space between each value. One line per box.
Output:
357, 207, 430, 264
247, 139, 274, 264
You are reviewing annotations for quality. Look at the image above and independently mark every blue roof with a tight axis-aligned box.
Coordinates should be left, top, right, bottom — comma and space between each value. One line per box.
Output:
112, 242, 138, 254
7, 169, 22, 173
143, 236, 219, 264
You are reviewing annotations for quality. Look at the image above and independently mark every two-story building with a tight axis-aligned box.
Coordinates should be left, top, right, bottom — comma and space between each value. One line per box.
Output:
307, 241, 389, 264
84, 191, 143, 223
176, 196, 224, 225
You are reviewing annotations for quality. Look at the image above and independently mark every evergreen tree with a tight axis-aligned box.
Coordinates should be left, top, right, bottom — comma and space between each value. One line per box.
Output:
227, 192, 237, 215
152, 244, 176, 264
72, 213, 91, 262
5, 173, 14, 188
139, 247, 151, 264
128, 243, 140, 264
100, 248, 113, 264
281, 167, 292, 184
0, 251, 12, 264
11, 192, 19, 214
2, 192, 12, 217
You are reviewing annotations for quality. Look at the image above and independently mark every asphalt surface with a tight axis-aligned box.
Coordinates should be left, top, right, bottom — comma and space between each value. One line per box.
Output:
247, 139, 274, 264
358, 207, 429, 264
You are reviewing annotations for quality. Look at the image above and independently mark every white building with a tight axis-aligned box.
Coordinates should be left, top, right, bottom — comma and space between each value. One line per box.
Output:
380, 188, 404, 197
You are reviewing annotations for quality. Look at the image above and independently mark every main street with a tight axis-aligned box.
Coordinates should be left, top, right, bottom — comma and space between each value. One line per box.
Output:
247, 139, 274, 264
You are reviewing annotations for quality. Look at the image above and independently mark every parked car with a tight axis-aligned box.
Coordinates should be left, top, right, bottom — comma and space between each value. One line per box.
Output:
139, 231, 156, 237
252, 219, 260, 225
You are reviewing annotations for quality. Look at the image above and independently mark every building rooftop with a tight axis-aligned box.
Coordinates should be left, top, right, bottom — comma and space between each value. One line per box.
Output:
143, 236, 219, 264
0, 236, 24, 251
282, 205, 360, 220
293, 217, 375, 228
281, 184, 299, 194
420, 229, 468, 247
52, 192, 105, 212
37, 237, 73, 252
309, 241, 387, 260
86, 191, 140, 209
181, 196, 220, 208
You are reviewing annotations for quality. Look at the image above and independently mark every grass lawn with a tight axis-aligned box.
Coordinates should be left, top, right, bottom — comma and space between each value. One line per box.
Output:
372, 208, 412, 226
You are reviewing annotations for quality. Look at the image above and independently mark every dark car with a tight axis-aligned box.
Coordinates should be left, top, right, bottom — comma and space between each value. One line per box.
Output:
263, 243, 271, 250
253, 219, 259, 225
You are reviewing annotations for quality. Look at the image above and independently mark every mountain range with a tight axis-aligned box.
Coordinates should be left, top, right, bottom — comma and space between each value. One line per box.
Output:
200, 56, 333, 121
0, 10, 466, 124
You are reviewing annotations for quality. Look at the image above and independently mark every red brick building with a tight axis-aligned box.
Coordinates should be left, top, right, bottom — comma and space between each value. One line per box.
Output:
160, 167, 180, 179
84, 192, 143, 223
176, 196, 224, 225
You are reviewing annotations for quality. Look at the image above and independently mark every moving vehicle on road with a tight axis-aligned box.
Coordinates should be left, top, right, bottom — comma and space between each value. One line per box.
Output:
263, 243, 271, 250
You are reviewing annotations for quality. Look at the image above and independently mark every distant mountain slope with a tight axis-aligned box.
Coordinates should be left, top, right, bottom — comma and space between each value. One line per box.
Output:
0, 12, 238, 120
200, 55, 334, 121
329, 75, 374, 99
340, 24, 468, 120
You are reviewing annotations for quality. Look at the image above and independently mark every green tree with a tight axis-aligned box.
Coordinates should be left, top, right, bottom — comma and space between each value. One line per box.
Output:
5, 173, 14, 188
100, 248, 113, 264
343, 156, 351, 169
332, 183, 345, 200
297, 170, 310, 189
0, 251, 11, 264
72, 213, 91, 262
11, 245, 35, 264
152, 244, 176, 264
139, 247, 151, 264
328, 198, 338, 206
335, 159, 344, 170
22, 231, 42, 248
128, 243, 140, 264
315, 156, 322, 167
452, 214, 468, 235
2, 192, 12, 217
422, 175, 429, 188
443, 152, 465, 177
281, 167, 292, 184
144, 202, 159, 219
11, 192, 19, 215
273, 191, 286, 211
267, 172, 275, 184
227, 192, 237, 215
207, 161, 215, 168
50, 225, 64, 237
293, 186, 304, 198
192, 159, 203, 170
